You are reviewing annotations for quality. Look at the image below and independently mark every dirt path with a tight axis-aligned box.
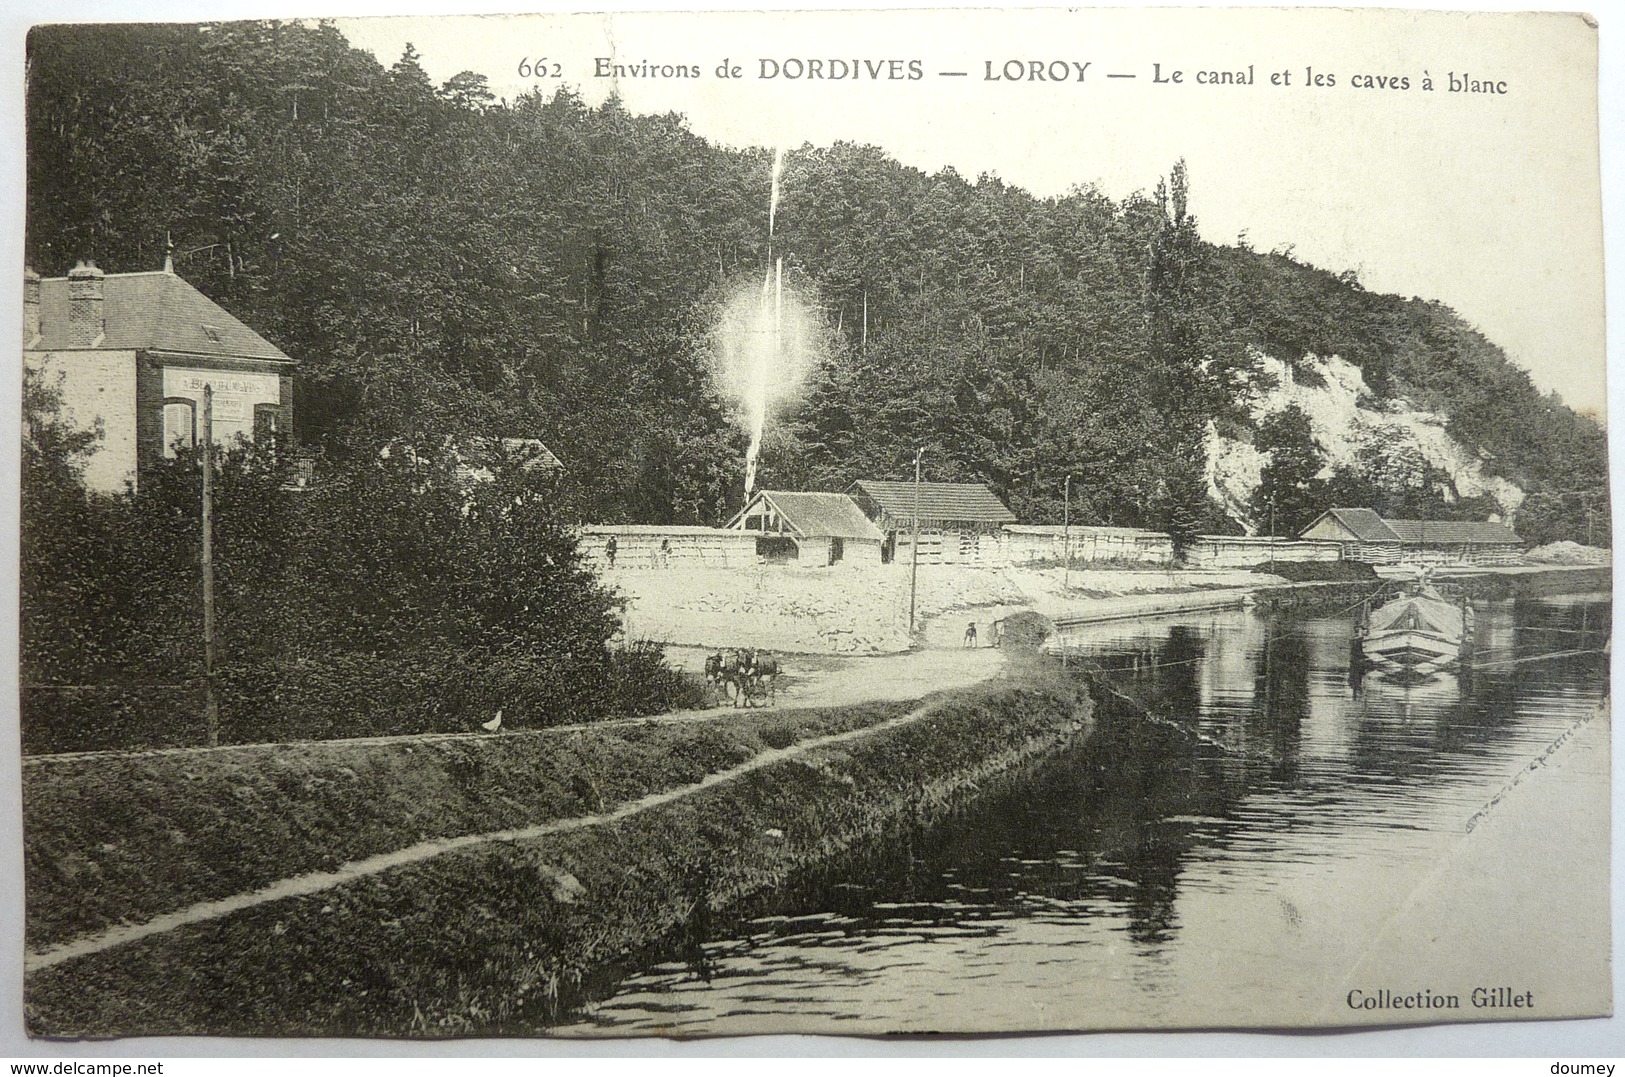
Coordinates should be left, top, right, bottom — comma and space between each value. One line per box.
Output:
28, 648, 1010, 768
27, 698, 968, 975
665, 645, 1007, 711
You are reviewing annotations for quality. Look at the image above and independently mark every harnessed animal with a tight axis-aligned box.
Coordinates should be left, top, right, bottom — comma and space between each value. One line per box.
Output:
751, 651, 780, 704
716, 648, 754, 707
714, 647, 782, 708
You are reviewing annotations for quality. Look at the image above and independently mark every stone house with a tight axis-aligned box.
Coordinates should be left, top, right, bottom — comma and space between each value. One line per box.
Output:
23, 258, 296, 494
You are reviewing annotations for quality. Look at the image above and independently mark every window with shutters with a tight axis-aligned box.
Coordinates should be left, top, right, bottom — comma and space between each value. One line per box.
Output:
162, 398, 196, 456
253, 403, 286, 455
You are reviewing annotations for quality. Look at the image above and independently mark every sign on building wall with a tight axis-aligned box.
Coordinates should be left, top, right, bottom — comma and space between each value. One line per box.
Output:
161, 366, 280, 453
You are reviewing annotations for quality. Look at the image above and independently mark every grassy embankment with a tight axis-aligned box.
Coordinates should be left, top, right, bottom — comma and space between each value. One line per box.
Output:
1246, 562, 1611, 615
24, 704, 909, 951
1452, 564, 1611, 598
26, 655, 1086, 1038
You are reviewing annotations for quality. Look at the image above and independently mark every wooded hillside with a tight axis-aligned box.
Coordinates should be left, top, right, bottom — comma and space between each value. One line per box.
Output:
25, 20, 1608, 545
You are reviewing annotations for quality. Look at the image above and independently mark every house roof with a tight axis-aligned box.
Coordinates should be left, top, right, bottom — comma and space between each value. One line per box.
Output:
1383, 519, 1523, 545
730, 491, 886, 542
460, 437, 563, 473
850, 480, 1016, 524
31, 270, 293, 363
1306, 507, 1402, 543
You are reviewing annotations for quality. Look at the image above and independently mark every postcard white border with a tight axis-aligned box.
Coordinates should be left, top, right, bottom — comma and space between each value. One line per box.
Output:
0, 0, 1618, 1060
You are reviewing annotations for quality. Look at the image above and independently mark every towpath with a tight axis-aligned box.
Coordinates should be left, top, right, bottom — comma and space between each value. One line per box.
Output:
26, 646, 1010, 768
664, 645, 1007, 711
26, 695, 981, 974
24, 643, 1018, 970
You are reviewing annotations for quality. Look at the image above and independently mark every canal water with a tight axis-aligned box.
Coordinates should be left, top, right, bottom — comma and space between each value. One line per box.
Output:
553, 593, 1611, 1035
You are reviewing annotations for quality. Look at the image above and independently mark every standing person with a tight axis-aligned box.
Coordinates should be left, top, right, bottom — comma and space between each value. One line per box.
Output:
964, 621, 978, 648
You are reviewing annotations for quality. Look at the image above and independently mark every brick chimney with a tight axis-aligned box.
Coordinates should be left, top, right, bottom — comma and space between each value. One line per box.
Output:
23, 266, 40, 347
67, 259, 106, 347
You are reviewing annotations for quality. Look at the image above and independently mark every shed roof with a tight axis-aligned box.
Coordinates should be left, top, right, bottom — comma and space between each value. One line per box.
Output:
850, 480, 1016, 524
32, 270, 293, 363
729, 490, 886, 542
1383, 519, 1523, 545
1304, 507, 1402, 543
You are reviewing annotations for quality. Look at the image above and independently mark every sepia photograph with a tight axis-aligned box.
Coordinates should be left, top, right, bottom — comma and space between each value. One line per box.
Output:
4, 0, 1615, 1049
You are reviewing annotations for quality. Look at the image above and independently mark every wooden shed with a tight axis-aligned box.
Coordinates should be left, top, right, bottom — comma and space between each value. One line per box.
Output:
1299, 507, 1404, 564
726, 490, 886, 567
847, 480, 1016, 565
1301, 507, 1523, 566
1382, 518, 1524, 566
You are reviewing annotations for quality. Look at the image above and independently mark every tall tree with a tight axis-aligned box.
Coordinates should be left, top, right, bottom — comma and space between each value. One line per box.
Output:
1143, 160, 1216, 554
1249, 405, 1327, 536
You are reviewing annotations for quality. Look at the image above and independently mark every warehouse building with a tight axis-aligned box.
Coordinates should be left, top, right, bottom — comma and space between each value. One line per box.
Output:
847, 479, 1016, 565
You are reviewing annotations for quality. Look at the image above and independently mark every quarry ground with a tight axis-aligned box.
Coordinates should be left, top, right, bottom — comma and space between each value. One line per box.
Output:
607, 561, 1278, 659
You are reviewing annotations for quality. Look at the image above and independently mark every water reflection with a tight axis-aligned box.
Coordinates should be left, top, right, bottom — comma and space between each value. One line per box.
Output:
549, 592, 1610, 1034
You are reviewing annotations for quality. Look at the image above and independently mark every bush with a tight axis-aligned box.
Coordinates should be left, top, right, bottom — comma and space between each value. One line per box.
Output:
20, 403, 697, 753
999, 610, 1054, 647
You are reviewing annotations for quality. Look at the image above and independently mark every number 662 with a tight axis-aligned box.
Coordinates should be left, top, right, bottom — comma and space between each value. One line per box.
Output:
518, 58, 562, 77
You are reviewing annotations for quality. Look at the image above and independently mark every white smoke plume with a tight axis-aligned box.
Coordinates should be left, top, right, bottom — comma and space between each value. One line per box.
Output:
709, 269, 823, 497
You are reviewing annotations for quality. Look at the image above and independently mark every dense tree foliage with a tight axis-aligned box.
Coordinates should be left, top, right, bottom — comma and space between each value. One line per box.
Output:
25, 21, 1608, 545
22, 374, 695, 752
1249, 405, 1328, 538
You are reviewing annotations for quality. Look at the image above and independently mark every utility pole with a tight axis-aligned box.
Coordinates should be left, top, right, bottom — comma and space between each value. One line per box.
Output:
909, 448, 923, 638
201, 385, 219, 747
1269, 497, 1277, 572
1063, 474, 1072, 597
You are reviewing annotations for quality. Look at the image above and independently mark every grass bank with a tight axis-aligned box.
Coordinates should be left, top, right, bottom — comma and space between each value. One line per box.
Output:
1448, 565, 1610, 598
23, 702, 913, 951
1209, 564, 1610, 619
26, 669, 1088, 1038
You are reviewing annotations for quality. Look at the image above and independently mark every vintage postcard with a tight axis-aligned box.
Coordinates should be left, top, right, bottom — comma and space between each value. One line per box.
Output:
8, 2, 1612, 1043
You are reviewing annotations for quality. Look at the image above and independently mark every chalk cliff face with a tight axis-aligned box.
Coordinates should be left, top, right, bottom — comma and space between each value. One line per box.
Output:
1206, 350, 1526, 534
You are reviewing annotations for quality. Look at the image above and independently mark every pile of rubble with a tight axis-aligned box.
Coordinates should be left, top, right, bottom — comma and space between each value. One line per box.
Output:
1525, 541, 1611, 565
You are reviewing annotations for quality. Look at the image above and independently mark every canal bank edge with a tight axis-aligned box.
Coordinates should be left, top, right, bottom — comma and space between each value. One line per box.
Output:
1048, 564, 1613, 630
24, 671, 1089, 1038
23, 700, 920, 952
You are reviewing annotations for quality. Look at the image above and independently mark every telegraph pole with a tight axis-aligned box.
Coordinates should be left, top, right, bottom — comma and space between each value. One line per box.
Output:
1269, 497, 1277, 572
909, 448, 923, 638
201, 384, 219, 747
1063, 474, 1072, 596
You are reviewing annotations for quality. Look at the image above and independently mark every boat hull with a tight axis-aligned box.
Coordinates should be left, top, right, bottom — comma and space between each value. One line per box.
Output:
1362, 628, 1461, 670
1359, 587, 1470, 674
